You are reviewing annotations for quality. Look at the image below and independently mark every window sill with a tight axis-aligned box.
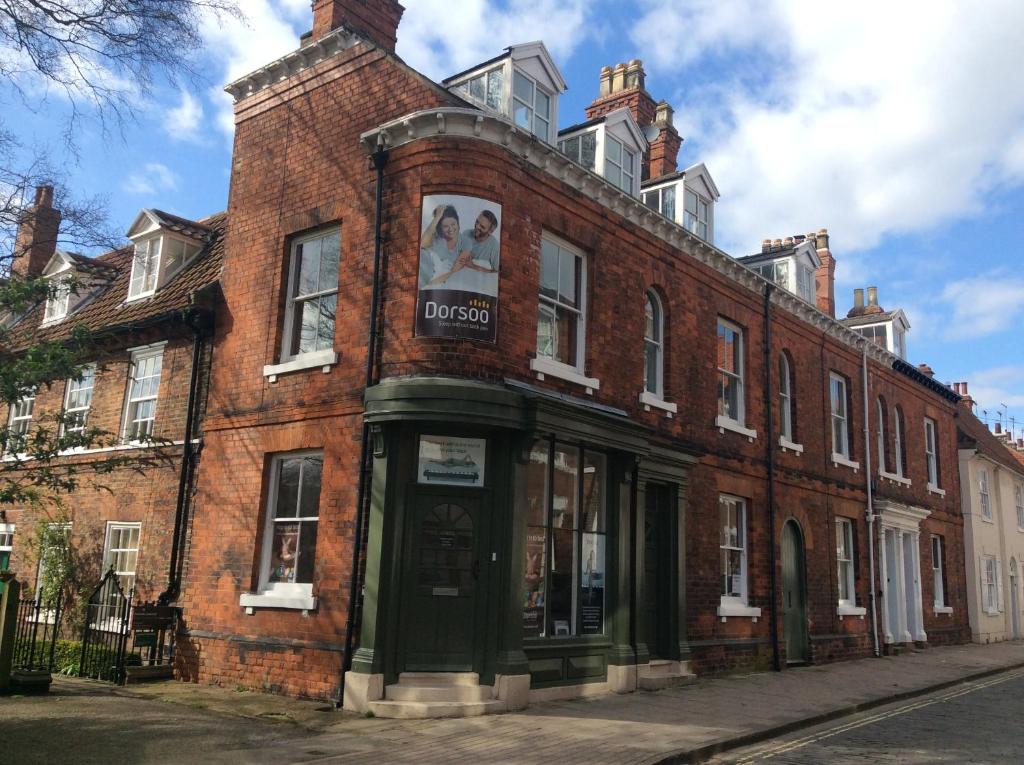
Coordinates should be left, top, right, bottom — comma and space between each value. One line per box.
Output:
831, 453, 860, 472
263, 350, 338, 382
717, 602, 761, 621
779, 436, 804, 454
984, 608, 1000, 616
927, 483, 946, 497
715, 416, 757, 442
530, 357, 600, 393
239, 592, 317, 612
837, 604, 866, 619
981, 515, 995, 524
933, 606, 953, 615
639, 391, 676, 417
879, 469, 911, 486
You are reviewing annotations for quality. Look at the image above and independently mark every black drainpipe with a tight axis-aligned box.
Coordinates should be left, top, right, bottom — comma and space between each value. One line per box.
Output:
338, 140, 389, 705
158, 308, 206, 606
763, 282, 781, 672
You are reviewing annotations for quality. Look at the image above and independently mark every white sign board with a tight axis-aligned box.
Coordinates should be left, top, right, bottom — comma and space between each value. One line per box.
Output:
417, 435, 486, 487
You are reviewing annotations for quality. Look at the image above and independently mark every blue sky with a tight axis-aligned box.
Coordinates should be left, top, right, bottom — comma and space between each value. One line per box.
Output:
5, 0, 1023, 438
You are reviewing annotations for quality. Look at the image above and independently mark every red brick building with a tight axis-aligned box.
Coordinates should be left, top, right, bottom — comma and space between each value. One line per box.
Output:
1, 193, 221, 608
171, 0, 969, 714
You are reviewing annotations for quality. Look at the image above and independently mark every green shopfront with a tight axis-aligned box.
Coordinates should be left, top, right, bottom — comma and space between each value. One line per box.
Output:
343, 377, 698, 713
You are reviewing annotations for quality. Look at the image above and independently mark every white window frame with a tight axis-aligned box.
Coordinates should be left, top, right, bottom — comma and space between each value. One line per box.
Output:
642, 184, 677, 221
451, 64, 506, 113
893, 408, 905, 478
716, 318, 756, 438
983, 555, 1000, 613
121, 344, 165, 442
924, 418, 939, 489
779, 353, 793, 443
829, 373, 854, 465
931, 535, 947, 609
276, 228, 341, 371
643, 291, 664, 399
6, 392, 35, 443
604, 135, 636, 195
512, 69, 552, 142
532, 234, 598, 390
240, 450, 323, 611
796, 265, 815, 304
0, 523, 13, 576
43, 275, 72, 323
979, 469, 992, 520
717, 495, 760, 619
684, 188, 710, 240
1016, 485, 1024, 530
102, 522, 141, 596
61, 365, 96, 436
558, 130, 598, 172
128, 235, 161, 300
836, 518, 857, 607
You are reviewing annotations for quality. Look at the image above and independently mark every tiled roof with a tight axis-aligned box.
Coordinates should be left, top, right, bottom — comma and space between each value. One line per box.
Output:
5, 212, 225, 349
840, 311, 900, 327
148, 209, 213, 241
65, 251, 120, 277
957, 408, 1024, 477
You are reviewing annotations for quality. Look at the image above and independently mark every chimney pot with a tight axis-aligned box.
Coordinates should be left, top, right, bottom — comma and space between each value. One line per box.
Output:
962, 381, 969, 395
773, 238, 782, 248
654, 100, 674, 127
762, 239, 772, 253
995, 422, 1002, 434
867, 286, 878, 307
853, 288, 865, 308
783, 236, 794, 246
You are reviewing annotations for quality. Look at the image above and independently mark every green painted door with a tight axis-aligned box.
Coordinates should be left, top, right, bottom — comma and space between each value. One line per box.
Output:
643, 485, 671, 659
781, 521, 808, 664
401, 494, 484, 672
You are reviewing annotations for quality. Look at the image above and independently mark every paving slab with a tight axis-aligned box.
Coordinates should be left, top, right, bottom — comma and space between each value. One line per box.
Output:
3, 641, 1024, 764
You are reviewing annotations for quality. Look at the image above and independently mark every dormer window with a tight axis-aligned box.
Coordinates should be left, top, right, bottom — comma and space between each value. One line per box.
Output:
684, 189, 710, 240
642, 184, 676, 220
456, 65, 504, 111
739, 240, 820, 305
129, 237, 161, 299
605, 136, 636, 194
513, 70, 551, 139
43, 277, 71, 322
559, 131, 597, 171
559, 108, 645, 197
796, 264, 815, 303
125, 209, 207, 302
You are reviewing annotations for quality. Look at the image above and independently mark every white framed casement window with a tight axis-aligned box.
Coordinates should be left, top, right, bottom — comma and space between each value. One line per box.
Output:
1016, 485, 1024, 530
796, 265, 815, 304
559, 130, 597, 171
924, 417, 939, 489
533, 234, 598, 389
642, 184, 676, 221
43, 276, 71, 323
452, 64, 505, 111
778, 353, 794, 443
643, 291, 664, 398
103, 523, 140, 596
932, 535, 949, 610
979, 469, 992, 520
718, 495, 759, 619
279, 228, 341, 367
241, 451, 323, 611
512, 69, 551, 141
122, 344, 164, 442
604, 135, 636, 195
61, 365, 96, 436
684, 189, 710, 240
830, 373, 849, 457
836, 518, 856, 606
128, 236, 161, 300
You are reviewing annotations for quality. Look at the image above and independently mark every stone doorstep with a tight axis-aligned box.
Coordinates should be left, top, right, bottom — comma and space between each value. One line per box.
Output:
125, 664, 174, 684
637, 659, 696, 691
369, 671, 503, 719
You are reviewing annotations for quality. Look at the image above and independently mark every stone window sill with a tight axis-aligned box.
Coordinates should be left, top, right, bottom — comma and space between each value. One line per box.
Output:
779, 436, 804, 454
831, 453, 861, 472
933, 606, 953, 615
716, 416, 757, 442
530, 357, 600, 394
264, 349, 338, 382
837, 604, 866, 619
879, 469, 911, 486
239, 592, 317, 613
639, 391, 676, 417
717, 602, 761, 622
927, 483, 946, 497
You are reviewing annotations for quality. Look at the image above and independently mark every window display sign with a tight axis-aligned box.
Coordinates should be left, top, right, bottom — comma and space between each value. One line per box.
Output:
418, 435, 486, 487
416, 194, 502, 343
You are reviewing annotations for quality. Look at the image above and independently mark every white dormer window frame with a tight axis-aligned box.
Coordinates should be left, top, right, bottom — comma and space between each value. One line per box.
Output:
451, 63, 506, 112
642, 182, 678, 222
604, 135, 636, 195
128, 235, 161, 300
684, 188, 710, 241
796, 264, 815, 303
43, 274, 72, 323
512, 68, 552, 142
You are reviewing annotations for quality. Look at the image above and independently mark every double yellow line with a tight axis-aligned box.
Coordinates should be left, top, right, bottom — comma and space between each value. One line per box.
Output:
732, 670, 1024, 763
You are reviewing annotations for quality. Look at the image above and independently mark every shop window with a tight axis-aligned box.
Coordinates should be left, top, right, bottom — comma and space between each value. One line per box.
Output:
521, 440, 607, 639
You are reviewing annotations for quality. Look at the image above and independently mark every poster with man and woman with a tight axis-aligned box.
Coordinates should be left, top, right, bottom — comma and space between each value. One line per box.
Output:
417, 194, 502, 343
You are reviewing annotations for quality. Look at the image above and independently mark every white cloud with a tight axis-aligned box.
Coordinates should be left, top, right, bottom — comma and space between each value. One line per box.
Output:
938, 272, 1024, 341
166, 91, 205, 143
632, 0, 1024, 254
399, 0, 592, 81
122, 163, 179, 196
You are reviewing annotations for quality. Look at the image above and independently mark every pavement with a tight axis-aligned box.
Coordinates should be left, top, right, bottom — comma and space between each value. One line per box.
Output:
3, 641, 1024, 764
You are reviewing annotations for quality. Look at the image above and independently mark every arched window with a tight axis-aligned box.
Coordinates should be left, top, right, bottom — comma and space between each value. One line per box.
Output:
778, 353, 793, 441
644, 291, 664, 397
893, 406, 906, 478
877, 397, 889, 473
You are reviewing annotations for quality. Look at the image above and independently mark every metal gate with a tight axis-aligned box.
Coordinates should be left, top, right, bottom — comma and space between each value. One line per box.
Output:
78, 569, 132, 683
13, 589, 64, 673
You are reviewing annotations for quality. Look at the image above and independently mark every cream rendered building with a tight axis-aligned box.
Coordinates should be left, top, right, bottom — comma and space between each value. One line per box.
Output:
956, 398, 1024, 643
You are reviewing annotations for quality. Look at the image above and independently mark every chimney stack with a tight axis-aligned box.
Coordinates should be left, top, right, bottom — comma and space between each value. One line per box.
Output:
12, 184, 61, 280
955, 381, 976, 410
311, 0, 405, 52
917, 363, 934, 378
813, 228, 836, 317
647, 100, 682, 180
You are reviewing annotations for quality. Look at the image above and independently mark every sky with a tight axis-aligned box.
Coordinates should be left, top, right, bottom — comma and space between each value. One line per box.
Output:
5, 0, 1023, 439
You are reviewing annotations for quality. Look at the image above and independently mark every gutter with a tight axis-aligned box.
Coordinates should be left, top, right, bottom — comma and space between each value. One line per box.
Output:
338, 139, 389, 705
763, 282, 781, 671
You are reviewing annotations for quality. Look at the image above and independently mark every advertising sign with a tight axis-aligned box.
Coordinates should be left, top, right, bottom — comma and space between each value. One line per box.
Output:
417, 435, 487, 487
416, 194, 501, 343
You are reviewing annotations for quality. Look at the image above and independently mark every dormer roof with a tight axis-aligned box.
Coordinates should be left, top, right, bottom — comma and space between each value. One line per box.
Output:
41, 249, 119, 280
841, 308, 911, 331
739, 239, 821, 270
641, 162, 721, 201
443, 41, 568, 94
126, 208, 212, 242
559, 107, 647, 151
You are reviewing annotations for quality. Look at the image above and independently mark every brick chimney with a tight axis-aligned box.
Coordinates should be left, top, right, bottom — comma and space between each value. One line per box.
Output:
917, 363, 935, 378
952, 381, 976, 411
647, 101, 682, 181
311, 0, 404, 52
586, 60, 657, 126
12, 185, 60, 280
812, 228, 836, 317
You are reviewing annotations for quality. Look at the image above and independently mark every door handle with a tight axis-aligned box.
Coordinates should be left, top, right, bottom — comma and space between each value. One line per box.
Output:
471, 560, 480, 580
